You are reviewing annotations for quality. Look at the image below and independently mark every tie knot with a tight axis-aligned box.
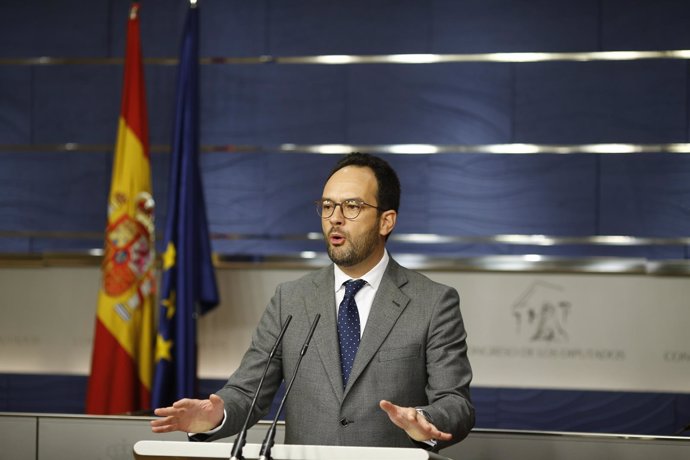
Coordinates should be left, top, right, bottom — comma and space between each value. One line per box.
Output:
343, 279, 366, 298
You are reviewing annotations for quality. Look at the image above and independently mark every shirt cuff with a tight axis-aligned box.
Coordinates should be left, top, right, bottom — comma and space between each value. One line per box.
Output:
415, 408, 438, 448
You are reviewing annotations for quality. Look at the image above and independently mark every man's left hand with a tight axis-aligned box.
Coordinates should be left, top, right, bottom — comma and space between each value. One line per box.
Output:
379, 400, 453, 443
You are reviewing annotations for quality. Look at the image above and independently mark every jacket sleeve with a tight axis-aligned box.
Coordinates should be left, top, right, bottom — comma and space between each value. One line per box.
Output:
194, 284, 287, 442
418, 285, 475, 449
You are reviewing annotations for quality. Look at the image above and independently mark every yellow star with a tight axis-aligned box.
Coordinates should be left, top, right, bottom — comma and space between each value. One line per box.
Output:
162, 242, 176, 270
161, 290, 176, 320
155, 334, 173, 362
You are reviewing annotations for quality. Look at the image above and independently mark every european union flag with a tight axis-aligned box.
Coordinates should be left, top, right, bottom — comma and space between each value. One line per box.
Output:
152, 2, 219, 409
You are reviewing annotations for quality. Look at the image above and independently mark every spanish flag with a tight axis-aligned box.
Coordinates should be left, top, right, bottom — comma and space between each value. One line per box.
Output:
86, 2, 155, 415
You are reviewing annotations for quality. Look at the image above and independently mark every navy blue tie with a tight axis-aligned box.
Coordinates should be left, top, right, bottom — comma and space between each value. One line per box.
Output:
337, 279, 366, 388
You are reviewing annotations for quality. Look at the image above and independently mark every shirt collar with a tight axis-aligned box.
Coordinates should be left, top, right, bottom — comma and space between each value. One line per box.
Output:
334, 249, 390, 292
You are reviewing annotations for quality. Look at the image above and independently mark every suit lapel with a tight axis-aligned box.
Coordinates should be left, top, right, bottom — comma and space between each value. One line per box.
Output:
304, 265, 345, 401
344, 259, 410, 397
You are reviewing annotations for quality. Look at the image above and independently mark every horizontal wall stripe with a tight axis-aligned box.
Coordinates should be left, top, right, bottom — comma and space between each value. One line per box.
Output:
1, 251, 689, 276
2, 231, 689, 247
4, 50, 690, 66
3, 143, 690, 155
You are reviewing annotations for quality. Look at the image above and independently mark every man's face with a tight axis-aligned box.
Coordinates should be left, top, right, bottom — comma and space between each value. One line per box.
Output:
321, 166, 391, 275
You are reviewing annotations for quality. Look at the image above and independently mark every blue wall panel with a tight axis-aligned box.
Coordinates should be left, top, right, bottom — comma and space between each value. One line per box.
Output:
145, 65, 178, 145
267, 0, 432, 55
432, 0, 601, 53
599, 154, 690, 237
426, 155, 599, 236
0, 67, 32, 143
33, 66, 120, 144
0, 0, 110, 58
201, 0, 268, 57
602, 0, 690, 51
385, 155, 434, 235
347, 63, 512, 144
202, 153, 268, 235
0, 152, 108, 232
472, 387, 687, 435
0, 374, 87, 414
514, 60, 688, 143
2, 0, 690, 253
109, 0, 268, 59
201, 153, 333, 235
0, 238, 30, 253
201, 65, 348, 145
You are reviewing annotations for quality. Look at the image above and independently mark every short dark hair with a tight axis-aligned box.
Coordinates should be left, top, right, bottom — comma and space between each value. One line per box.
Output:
327, 152, 401, 213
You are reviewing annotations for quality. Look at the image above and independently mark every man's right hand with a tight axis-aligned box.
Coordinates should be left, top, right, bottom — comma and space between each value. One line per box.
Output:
151, 394, 225, 434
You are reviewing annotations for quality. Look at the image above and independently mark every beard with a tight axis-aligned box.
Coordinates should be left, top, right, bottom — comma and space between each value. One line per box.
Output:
326, 223, 380, 268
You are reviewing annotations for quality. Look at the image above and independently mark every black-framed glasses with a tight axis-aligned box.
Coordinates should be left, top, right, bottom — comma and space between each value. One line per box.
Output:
315, 199, 382, 220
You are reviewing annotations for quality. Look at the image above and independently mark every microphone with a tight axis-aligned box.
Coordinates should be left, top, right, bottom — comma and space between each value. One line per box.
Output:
229, 314, 293, 460
258, 314, 321, 460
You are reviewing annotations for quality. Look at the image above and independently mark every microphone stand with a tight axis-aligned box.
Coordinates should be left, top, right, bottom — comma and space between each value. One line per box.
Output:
229, 315, 292, 460
258, 314, 321, 460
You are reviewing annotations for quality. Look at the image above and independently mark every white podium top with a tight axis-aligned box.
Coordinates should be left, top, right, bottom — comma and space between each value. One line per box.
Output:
133, 441, 452, 460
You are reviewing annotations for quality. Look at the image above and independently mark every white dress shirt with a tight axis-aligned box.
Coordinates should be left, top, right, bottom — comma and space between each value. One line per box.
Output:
333, 250, 390, 337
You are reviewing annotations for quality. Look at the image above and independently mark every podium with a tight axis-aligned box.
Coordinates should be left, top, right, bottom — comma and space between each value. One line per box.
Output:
133, 441, 454, 460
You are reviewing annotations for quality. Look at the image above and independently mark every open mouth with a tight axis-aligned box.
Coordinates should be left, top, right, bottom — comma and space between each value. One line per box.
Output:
328, 230, 346, 245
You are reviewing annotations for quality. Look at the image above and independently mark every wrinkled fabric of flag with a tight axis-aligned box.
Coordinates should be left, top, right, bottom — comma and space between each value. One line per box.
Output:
152, 2, 219, 409
86, 2, 156, 415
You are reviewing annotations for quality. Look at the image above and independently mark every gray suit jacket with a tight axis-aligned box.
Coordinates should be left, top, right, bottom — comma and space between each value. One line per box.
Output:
206, 258, 474, 450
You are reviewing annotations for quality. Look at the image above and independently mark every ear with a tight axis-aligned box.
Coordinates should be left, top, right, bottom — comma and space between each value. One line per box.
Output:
379, 210, 397, 237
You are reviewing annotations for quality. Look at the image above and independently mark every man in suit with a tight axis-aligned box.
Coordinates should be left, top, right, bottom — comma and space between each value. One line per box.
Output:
151, 153, 475, 450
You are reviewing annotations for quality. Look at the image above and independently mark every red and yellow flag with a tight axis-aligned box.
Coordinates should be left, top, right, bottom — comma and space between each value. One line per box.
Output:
86, 2, 155, 415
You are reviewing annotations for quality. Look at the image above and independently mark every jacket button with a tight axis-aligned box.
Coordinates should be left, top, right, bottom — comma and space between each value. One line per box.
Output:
340, 418, 350, 426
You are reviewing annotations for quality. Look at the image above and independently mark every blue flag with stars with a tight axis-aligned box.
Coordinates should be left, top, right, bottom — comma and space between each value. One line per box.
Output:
152, 2, 219, 408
